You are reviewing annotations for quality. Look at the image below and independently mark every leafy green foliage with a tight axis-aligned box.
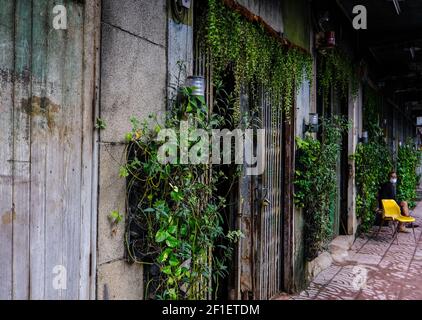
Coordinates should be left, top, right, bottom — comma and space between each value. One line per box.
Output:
295, 116, 350, 260
318, 49, 359, 106
354, 88, 393, 232
123, 85, 242, 300
354, 141, 392, 231
397, 139, 421, 208
205, 0, 313, 121
109, 210, 123, 224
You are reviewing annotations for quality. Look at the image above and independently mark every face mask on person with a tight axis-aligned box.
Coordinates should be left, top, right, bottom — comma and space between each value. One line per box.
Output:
390, 178, 397, 184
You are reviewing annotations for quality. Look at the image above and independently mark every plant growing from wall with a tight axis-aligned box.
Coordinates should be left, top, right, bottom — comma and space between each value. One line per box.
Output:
294, 116, 350, 260
318, 49, 359, 106
397, 139, 421, 209
121, 85, 242, 300
205, 0, 313, 122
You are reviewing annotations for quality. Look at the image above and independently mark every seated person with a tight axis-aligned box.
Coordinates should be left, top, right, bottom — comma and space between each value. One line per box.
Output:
378, 171, 418, 233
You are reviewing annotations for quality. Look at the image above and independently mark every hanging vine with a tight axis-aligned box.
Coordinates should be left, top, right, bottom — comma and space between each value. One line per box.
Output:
205, 0, 313, 121
318, 48, 359, 105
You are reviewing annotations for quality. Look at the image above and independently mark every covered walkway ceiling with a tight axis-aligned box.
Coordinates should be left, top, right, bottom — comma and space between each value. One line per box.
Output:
337, 0, 422, 119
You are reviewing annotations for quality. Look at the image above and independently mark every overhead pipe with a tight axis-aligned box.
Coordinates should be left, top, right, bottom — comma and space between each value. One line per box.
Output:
392, 0, 401, 15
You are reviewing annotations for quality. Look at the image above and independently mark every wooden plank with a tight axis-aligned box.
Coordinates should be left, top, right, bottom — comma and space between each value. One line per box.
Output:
44, 0, 66, 300
0, 0, 98, 300
236, 0, 260, 17
12, 0, 32, 300
80, 0, 100, 300
0, 0, 15, 300
90, 0, 101, 300
29, 0, 49, 300
61, 0, 84, 299
236, 0, 284, 33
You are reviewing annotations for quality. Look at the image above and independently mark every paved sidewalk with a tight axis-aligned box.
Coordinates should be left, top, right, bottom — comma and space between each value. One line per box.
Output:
290, 201, 422, 300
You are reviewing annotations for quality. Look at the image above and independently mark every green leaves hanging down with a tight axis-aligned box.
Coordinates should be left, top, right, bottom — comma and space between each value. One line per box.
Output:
318, 49, 359, 106
205, 0, 313, 120
294, 116, 350, 260
397, 139, 421, 209
363, 87, 384, 139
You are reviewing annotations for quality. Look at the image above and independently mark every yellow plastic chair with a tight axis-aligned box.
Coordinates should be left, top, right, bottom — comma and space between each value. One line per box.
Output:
373, 207, 394, 238
381, 199, 416, 243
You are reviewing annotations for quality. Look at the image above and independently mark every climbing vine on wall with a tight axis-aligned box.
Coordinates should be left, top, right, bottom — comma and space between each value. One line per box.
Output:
122, 84, 242, 300
354, 141, 392, 232
318, 49, 359, 106
354, 88, 392, 232
205, 0, 313, 121
397, 139, 421, 209
294, 116, 350, 260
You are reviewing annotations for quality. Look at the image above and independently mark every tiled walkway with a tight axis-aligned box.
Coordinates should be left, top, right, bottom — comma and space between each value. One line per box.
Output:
290, 201, 422, 300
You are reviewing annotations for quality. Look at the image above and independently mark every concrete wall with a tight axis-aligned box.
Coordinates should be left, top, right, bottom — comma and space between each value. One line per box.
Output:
97, 0, 167, 300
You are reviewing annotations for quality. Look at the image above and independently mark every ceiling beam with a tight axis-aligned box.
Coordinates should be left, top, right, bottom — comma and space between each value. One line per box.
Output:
361, 29, 422, 48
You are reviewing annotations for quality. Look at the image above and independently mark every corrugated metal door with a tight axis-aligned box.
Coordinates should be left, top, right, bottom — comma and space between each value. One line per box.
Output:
0, 0, 99, 299
237, 87, 284, 300
253, 90, 283, 299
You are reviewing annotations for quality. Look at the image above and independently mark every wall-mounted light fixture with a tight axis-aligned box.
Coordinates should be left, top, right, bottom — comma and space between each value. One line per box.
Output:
303, 113, 319, 134
185, 76, 205, 97
359, 131, 369, 143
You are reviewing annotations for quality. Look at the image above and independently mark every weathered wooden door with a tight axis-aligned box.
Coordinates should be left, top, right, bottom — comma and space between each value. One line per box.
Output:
0, 0, 99, 299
